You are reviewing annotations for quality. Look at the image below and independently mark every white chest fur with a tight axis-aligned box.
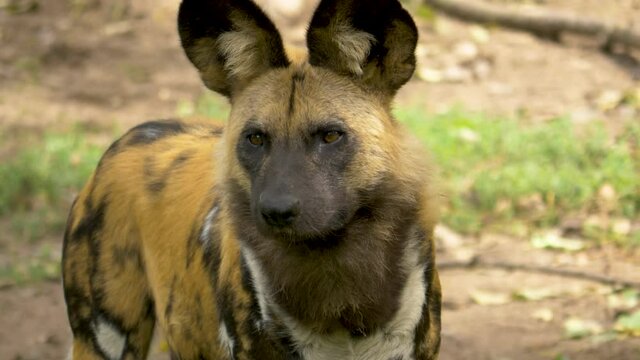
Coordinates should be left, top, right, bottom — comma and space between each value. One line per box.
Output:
288, 264, 426, 360
241, 246, 427, 360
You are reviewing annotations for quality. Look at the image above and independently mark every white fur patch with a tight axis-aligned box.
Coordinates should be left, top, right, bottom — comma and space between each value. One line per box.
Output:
242, 248, 272, 325
218, 322, 235, 358
93, 316, 126, 360
288, 264, 426, 360
332, 23, 376, 76
199, 205, 219, 250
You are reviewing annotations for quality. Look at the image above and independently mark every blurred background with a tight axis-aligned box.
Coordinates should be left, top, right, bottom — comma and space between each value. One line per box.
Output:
0, 0, 639, 359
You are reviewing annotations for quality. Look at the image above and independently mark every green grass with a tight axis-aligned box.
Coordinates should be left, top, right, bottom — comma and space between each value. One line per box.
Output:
0, 129, 104, 241
0, 128, 104, 285
0, 244, 61, 286
397, 107, 639, 241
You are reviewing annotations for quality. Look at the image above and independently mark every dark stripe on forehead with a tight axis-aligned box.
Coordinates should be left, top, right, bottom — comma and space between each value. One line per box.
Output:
288, 71, 305, 116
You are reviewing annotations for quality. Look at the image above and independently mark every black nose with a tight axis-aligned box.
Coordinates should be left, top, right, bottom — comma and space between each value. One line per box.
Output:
259, 193, 300, 228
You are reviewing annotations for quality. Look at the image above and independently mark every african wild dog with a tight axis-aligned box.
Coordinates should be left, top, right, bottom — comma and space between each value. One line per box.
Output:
62, 0, 441, 359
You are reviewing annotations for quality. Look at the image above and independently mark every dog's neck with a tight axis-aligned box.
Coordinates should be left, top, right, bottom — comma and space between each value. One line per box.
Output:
239, 225, 429, 359
241, 228, 427, 328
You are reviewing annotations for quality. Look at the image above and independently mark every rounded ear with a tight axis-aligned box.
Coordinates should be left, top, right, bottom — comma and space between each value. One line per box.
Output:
306, 0, 418, 96
178, 0, 290, 97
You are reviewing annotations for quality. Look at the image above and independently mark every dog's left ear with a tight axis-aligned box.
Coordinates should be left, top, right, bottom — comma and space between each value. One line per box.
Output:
306, 0, 418, 96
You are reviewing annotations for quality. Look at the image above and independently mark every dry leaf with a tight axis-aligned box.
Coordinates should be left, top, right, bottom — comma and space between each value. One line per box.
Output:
434, 225, 464, 248
598, 183, 617, 203
457, 127, 480, 143
472, 59, 492, 79
612, 219, 632, 236
453, 41, 479, 62
102, 21, 133, 37
417, 67, 443, 83
608, 289, 639, 311
564, 317, 603, 339
514, 287, 557, 301
470, 289, 511, 305
614, 310, 640, 336
595, 90, 623, 111
442, 65, 472, 83
531, 231, 585, 252
469, 25, 490, 43
532, 308, 554, 322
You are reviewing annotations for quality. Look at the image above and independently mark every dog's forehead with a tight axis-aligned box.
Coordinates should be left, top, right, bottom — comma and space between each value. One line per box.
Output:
232, 65, 378, 133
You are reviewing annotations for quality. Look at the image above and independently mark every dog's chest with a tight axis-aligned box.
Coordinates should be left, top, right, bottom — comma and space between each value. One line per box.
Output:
236, 249, 428, 360
293, 268, 425, 360
286, 317, 423, 360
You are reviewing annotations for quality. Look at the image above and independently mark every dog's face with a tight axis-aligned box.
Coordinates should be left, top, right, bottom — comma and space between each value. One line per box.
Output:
226, 67, 393, 242
178, 0, 418, 245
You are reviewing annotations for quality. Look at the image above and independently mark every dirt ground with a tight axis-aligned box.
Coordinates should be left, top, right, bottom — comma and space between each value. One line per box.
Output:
1, 0, 639, 359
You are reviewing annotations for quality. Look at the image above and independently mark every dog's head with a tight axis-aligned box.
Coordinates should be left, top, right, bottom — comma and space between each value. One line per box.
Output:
178, 0, 419, 245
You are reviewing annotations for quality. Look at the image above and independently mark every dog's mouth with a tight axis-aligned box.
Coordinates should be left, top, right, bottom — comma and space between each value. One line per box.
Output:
273, 228, 346, 251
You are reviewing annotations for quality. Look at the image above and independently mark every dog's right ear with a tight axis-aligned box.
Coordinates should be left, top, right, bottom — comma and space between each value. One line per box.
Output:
178, 0, 289, 97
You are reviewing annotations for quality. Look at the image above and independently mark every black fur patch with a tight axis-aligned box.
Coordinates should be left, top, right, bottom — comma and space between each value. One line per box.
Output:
63, 285, 94, 341
165, 277, 177, 321
102, 137, 123, 159
126, 119, 185, 146
209, 127, 224, 137
112, 244, 144, 272
186, 220, 202, 268
413, 256, 441, 359
144, 150, 193, 194
288, 71, 305, 115
71, 197, 107, 241
124, 300, 156, 358
80, 197, 137, 350
216, 285, 241, 357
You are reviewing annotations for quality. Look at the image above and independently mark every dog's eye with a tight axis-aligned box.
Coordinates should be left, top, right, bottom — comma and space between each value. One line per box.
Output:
248, 133, 264, 146
322, 131, 342, 144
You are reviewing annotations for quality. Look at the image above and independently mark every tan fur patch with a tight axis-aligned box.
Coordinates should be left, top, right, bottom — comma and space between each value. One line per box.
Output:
217, 29, 261, 79
331, 23, 376, 76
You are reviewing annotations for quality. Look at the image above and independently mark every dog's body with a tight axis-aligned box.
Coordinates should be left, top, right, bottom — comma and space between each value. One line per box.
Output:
62, 0, 441, 359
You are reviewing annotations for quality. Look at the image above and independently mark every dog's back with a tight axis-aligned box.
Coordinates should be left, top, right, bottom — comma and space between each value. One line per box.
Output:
63, 0, 441, 359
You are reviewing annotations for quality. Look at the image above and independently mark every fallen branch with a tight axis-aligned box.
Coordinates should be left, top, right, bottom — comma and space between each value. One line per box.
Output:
424, 0, 640, 50
439, 256, 640, 290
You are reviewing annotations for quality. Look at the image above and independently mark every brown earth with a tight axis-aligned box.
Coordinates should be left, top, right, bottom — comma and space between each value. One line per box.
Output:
1, 0, 639, 359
